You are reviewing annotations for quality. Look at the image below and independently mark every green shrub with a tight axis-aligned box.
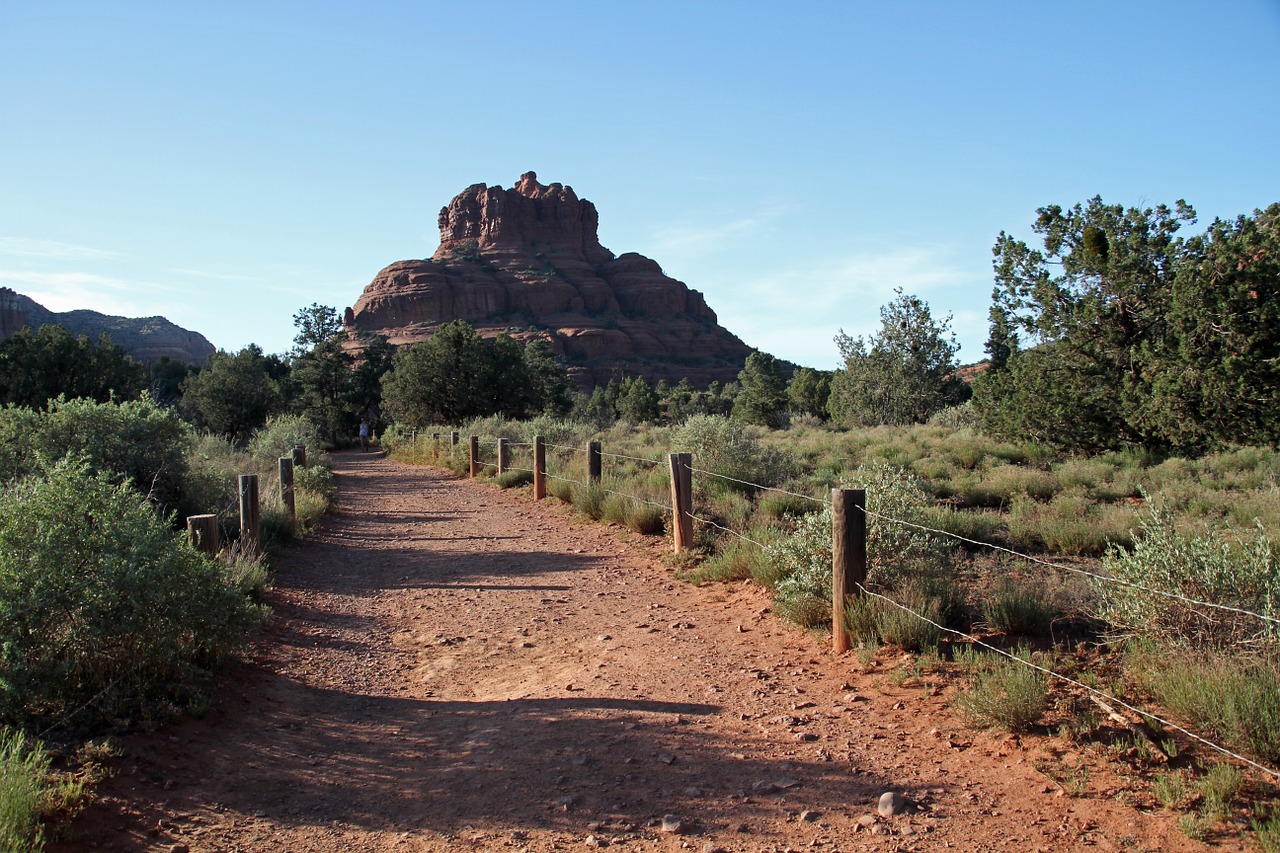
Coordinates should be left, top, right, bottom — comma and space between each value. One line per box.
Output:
1097, 506, 1277, 648
757, 491, 822, 521
32, 396, 195, 514
1128, 642, 1280, 764
955, 647, 1049, 732
572, 482, 606, 520
1008, 489, 1136, 555
0, 459, 265, 727
673, 415, 793, 493
247, 414, 322, 470
495, 469, 534, 489
764, 460, 954, 625
873, 581, 949, 651
1199, 763, 1243, 819
0, 727, 48, 853
983, 579, 1055, 635
969, 464, 1060, 507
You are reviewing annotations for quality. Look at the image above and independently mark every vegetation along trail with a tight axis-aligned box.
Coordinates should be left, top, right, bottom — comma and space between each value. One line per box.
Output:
56, 452, 1213, 852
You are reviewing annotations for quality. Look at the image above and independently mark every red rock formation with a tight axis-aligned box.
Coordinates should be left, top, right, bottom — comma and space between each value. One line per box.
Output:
348, 173, 753, 386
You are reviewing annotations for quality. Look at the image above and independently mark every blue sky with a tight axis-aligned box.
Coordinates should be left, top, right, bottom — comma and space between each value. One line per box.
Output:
2, 1, 1278, 369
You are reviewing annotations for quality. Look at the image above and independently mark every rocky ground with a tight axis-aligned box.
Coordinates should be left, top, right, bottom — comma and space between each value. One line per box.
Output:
49, 451, 1242, 852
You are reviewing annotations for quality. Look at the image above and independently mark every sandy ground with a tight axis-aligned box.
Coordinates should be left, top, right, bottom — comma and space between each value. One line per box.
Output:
48, 450, 1238, 852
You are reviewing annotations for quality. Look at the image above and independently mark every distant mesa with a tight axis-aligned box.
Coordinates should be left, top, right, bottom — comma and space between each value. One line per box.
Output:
0, 287, 215, 366
345, 171, 755, 387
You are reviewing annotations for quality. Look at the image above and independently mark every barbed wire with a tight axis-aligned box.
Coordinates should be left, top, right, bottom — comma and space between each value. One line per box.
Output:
688, 512, 770, 549
601, 450, 666, 467
856, 505, 1280, 629
603, 487, 672, 514
856, 583, 1280, 781
36, 676, 122, 740
547, 442, 586, 454
687, 466, 826, 505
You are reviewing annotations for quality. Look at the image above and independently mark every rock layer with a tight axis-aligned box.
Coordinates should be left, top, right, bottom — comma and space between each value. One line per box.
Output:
0, 287, 214, 365
347, 172, 753, 386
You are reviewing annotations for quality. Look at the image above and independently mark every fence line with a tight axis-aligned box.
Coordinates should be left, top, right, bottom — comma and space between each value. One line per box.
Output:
444, 429, 1280, 634
688, 512, 771, 549
856, 505, 1280, 630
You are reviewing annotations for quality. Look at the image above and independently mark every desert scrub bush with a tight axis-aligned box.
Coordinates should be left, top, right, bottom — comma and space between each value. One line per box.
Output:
954, 646, 1049, 732
494, 469, 534, 489
927, 401, 980, 429
1096, 506, 1278, 648
757, 490, 822, 521
983, 578, 1055, 635
968, 464, 1059, 507
247, 414, 322, 469
869, 577, 956, 651
1127, 642, 1280, 765
0, 727, 49, 853
1007, 489, 1136, 555
673, 415, 793, 494
921, 505, 1003, 545
763, 460, 953, 624
18, 396, 196, 514
0, 459, 265, 728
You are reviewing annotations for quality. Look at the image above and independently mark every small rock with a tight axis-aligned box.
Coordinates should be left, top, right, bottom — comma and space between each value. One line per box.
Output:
660, 815, 684, 834
776, 776, 801, 789
751, 780, 780, 795
682, 787, 703, 797
877, 791, 907, 817
703, 845, 727, 853
171, 846, 190, 853
584, 834, 603, 848
856, 814, 878, 828
657, 753, 676, 764
556, 794, 580, 811
799, 809, 819, 822
597, 634, 612, 641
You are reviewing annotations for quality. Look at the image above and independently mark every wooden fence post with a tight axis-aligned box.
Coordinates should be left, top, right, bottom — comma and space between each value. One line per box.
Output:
588, 440, 602, 484
291, 444, 307, 469
451, 431, 459, 446
497, 438, 510, 475
832, 487, 867, 653
469, 435, 480, 478
668, 452, 693, 553
187, 514, 219, 555
533, 435, 546, 500
239, 474, 260, 555
279, 457, 296, 520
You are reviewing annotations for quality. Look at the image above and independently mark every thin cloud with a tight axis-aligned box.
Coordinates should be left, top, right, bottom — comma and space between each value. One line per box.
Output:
0, 237, 122, 261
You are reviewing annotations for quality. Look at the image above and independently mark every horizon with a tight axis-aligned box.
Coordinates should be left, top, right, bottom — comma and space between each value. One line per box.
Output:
2, 2, 1278, 369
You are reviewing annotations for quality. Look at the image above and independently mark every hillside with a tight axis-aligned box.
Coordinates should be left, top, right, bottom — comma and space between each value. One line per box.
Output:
0, 286, 215, 365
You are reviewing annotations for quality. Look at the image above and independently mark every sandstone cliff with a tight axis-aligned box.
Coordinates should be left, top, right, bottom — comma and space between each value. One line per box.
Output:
0, 287, 215, 366
347, 172, 754, 387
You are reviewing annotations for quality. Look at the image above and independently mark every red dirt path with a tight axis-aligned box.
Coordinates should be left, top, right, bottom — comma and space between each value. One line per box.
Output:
51, 451, 1229, 852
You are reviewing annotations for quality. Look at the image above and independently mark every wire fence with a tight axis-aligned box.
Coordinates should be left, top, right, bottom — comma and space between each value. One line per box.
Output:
427, 427, 1280, 781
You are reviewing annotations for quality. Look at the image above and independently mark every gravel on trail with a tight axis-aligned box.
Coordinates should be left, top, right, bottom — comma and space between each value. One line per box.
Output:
50, 451, 1213, 852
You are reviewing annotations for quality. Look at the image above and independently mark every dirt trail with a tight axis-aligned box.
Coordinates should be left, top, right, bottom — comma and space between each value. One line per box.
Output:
53, 451, 1217, 852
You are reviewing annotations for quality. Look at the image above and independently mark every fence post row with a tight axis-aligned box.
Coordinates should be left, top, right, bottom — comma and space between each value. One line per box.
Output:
533, 435, 546, 500
497, 438, 510, 475
587, 440, 602, 484
239, 473, 261, 555
668, 452, 693, 554
187, 513, 219, 555
831, 487, 868, 653
279, 456, 296, 520
469, 435, 480, 478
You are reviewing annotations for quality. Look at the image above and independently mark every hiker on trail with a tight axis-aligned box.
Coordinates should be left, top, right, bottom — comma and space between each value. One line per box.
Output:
359, 420, 370, 452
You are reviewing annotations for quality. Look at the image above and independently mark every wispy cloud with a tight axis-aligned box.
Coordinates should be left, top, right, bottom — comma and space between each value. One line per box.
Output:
643, 198, 799, 264
703, 242, 990, 366
0, 268, 170, 317
0, 236, 121, 261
